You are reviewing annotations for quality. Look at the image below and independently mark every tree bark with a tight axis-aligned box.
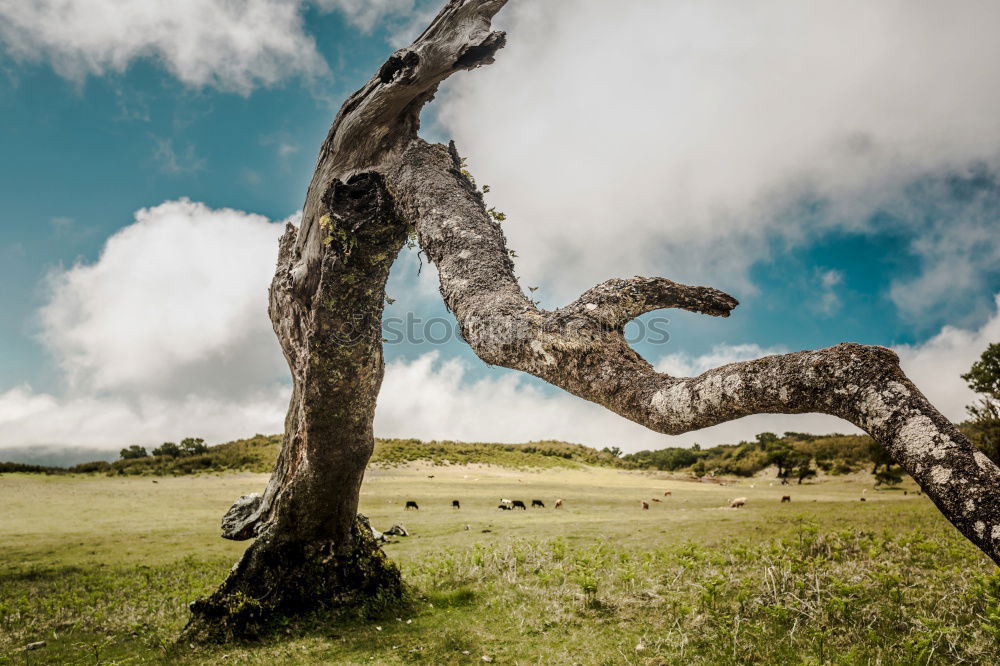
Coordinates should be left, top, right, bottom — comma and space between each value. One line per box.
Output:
188, 0, 1000, 641
183, 173, 409, 640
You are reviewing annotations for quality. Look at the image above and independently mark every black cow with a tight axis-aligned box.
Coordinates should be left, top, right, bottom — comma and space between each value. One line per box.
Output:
531, 499, 545, 508
405, 501, 419, 510
452, 500, 461, 509
512, 500, 527, 510
497, 504, 512, 510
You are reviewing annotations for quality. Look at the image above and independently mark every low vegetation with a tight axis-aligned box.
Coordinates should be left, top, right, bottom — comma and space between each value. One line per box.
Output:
623, 431, 897, 482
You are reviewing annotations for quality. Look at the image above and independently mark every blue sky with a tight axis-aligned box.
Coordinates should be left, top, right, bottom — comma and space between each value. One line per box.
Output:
1, 0, 999, 453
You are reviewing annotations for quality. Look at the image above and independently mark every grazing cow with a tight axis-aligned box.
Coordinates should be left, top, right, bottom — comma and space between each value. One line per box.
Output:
903, 490, 908, 496
554, 499, 563, 509
663, 491, 672, 497
729, 497, 747, 509
452, 500, 461, 509
512, 500, 527, 510
531, 499, 545, 508
860, 497, 867, 502
781, 495, 791, 503
404, 501, 419, 511
640, 500, 650, 510
499, 498, 513, 507
651, 498, 662, 503
497, 504, 512, 511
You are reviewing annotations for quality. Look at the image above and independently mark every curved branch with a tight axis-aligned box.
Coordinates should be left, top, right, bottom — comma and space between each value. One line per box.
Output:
388, 140, 1000, 564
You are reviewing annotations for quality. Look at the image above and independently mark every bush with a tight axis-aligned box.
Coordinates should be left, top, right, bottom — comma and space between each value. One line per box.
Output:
153, 442, 181, 457
69, 461, 111, 474
119, 445, 148, 460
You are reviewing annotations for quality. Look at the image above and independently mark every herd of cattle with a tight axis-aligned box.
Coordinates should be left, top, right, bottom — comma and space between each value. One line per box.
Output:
399, 492, 853, 511
403, 498, 565, 511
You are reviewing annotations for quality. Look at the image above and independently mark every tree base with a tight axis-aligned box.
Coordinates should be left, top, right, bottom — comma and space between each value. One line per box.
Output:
182, 516, 404, 643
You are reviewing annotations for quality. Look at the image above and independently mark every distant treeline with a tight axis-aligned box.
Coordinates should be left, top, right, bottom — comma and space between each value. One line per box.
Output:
624, 431, 916, 484
0, 435, 628, 476
4, 424, 991, 481
625, 422, 995, 483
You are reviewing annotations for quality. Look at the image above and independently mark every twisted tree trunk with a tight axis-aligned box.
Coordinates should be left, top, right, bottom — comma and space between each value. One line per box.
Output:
186, 0, 1000, 640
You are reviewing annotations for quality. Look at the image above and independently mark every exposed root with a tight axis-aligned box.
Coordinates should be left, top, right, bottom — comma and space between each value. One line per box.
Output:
182, 516, 404, 643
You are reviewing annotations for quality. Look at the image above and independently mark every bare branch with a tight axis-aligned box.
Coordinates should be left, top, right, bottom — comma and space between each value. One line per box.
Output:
388, 140, 1000, 565
566, 277, 738, 328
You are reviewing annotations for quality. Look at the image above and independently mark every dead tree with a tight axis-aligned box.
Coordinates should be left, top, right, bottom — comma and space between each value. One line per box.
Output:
185, 0, 1000, 639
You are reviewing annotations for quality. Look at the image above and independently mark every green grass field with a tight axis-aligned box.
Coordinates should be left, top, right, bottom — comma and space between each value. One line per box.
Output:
3, 464, 999, 664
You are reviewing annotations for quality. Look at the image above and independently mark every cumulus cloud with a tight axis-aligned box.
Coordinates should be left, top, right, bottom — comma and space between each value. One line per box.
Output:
40, 199, 288, 397
896, 294, 1000, 422
314, 0, 414, 32
0, 198, 298, 449
438, 0, 1000, 306
0, 0, 329, 94
0, 0, 433, 92
885, 168, 1000, 324
0, 384, 289, 449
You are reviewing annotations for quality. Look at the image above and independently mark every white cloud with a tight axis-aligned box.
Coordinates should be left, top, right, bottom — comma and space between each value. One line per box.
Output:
151, 138, 206, 175
0, 384, 288, 449
1, 199, 295, 449
895, 294, 1000, 422
40, 199, 288, 397
438, 0, 1000, 306
815, 269, 844, 316
314, 0, 414, 33
0, 0, 327, 93
0, 0, 435, 92
884, 171, 1000, 323
655, 343, 788, 378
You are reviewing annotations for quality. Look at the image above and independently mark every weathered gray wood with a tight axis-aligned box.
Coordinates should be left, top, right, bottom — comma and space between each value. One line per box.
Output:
190, 0, 1000, 641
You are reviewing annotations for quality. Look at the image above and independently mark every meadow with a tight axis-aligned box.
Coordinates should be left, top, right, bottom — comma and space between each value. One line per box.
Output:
2, 463, 999, 664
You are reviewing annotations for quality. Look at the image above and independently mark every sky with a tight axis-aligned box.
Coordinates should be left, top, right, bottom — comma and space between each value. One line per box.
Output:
1, 0, 999, 457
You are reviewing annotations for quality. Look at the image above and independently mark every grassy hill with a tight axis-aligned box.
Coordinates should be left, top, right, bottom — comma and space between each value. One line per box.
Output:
6, 425, 990, 480
1, 435, 630, 476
